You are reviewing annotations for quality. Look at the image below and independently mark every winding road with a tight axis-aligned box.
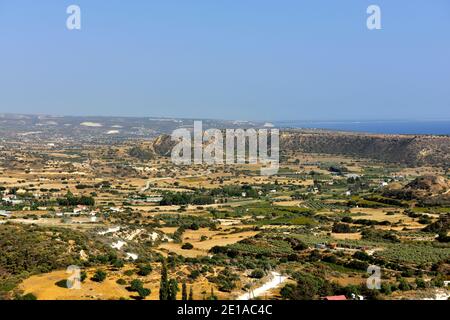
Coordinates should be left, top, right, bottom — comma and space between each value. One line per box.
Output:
237, 271, 288, 300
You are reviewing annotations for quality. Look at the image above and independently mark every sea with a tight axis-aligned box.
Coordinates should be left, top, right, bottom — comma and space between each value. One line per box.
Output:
273, 120, 450, 135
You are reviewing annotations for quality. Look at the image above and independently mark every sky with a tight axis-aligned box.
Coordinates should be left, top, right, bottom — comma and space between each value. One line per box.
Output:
0, 0, 449, 121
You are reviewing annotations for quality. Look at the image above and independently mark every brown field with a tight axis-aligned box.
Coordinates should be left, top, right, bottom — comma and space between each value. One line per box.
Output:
158, 227, 259, 258
331, 232, 362, 240
19, 265, 234, 300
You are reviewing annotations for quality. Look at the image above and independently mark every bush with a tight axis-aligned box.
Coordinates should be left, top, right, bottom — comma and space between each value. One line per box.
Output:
380, 283, 392, 295
398, 278, 411, 291
116, 278, 127, 285
346, 260, 369, 271
332, 223, 355, 233
415, 278, 427, 289
353, 251, 371, 262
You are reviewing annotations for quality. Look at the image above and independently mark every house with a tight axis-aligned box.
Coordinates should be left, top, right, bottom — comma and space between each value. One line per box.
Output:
2, 194, 16, 202
146, 196, 163, 203
328, 243, 338, 249
126, 252, 138, 261
323, 295, 347, 301
351, 293, 364, 300
2, 194, 23, 204
73, 205, 88, 214
345, 174, 360, 179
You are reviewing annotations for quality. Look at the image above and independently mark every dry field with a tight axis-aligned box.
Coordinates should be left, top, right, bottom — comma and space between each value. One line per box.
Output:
158, 227, 259, 258
19, 265, 234, 300
331, 232, 362, 240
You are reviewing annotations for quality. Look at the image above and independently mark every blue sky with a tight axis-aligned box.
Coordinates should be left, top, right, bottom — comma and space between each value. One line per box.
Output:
0, 0, 449, 121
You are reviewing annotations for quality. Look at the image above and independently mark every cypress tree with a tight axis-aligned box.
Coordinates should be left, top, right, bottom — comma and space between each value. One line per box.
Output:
159, 262, 169, 300
188, 286, 194, 300
182, 282, 187, 300
168, 279, 179, 300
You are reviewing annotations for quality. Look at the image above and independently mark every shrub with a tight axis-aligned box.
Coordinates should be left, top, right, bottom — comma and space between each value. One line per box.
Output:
398, 278, 411, 291
181, 243, 194, 250
55, 279, 69, 288
415, 278, 427, 289
249, 269, 265, 279
124, 270, 134, 277
189, 270, 201, 280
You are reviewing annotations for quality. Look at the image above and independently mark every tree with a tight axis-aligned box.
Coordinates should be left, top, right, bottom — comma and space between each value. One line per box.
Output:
91, 270, 107, 282
168, 279, 179, 300
80, 271, 87, 282
415, 278, 427, 289
181, 243, 194, 250
250, 269, 265, 279
159, 262, 169, 300
208, 288, 218, 300
130, 279, 144, 292
182, 282, 187, 300
398, 278, 411, 291
137, 264, 153, 276
137, 287, 151, 299
380, 283, 392, 295
280, 272, 332, 300
188, 286, 194, 300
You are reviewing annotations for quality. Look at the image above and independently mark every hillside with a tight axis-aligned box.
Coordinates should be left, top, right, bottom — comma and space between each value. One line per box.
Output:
146, 130, 450, 168
280, 131, 450, 167
0, 223, 114, 299
383, 175, 450, 206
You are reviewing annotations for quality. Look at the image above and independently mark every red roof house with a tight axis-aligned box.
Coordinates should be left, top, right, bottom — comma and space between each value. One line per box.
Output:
324, 295, 347, 301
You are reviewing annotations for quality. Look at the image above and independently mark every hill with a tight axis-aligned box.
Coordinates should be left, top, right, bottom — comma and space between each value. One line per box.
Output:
383, 175, 450, 206
280, 131, 450, 167
146, 130, 450, 168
